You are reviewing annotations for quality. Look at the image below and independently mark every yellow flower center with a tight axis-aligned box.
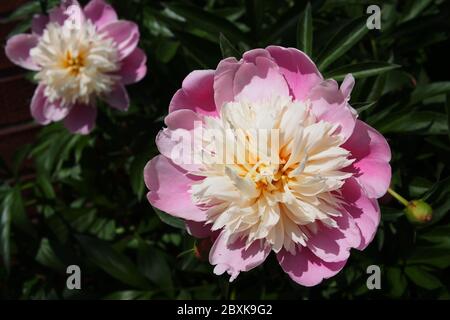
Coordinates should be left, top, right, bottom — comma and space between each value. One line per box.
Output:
62, 51, 86, 76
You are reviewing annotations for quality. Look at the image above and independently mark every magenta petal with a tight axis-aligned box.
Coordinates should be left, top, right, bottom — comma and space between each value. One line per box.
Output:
307, 212, 360, 263
209, 232, 271, 282
104, 84, 130, 110
143, 155, 207, 222
5, 34, 39, 71
83, 0, 118, 29
277, 247, 347, 286
344, 120, 391, 162
169, 70, 217, 116
186, 221, 213, 239
118, 47, 147, 85
343, 120, 391, 198
100, 21, 139, 59
30, 85, 51, 125
341, 178, 380, 250
32, 14, 49, 36
266, 46, 323, 100
63, 103, 97, 134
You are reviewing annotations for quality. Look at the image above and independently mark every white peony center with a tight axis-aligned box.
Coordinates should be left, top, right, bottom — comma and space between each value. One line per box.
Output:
30, 19, 120, 106
191, 96, 354, 254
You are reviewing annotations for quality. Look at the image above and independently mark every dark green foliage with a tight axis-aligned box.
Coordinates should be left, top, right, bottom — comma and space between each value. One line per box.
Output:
0, 0, 450, 299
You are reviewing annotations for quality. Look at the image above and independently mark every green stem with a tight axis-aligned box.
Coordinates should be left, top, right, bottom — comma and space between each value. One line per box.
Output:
387, 188, 409, 207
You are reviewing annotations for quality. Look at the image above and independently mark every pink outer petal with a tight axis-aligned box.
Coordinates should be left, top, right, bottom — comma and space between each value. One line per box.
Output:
30, 85, 51, 125
63, 103, 97, 134
233, 56, 290, 104
144, 155, 207, 222
307, 212, 360, 263
100, 20, 139, 60
104, 84, 130, 110
32, 14, 49, 36
340, 74, 355, 99
156, 110, 202, 171
341, 178, 380, 250
43, 99, 71, 122
213, 50, 290, 110
165, 109, 201, 131
5, 34, 40, 71
48, 6, 66, 25
343, 120, 392, 198
308, 79, 356, 141
266, 46, 323, 100
213, 57, 240, 110
277, 247, 347, 287
169, 70, 217, 116
118, 47, 147, 85
48, 0, 77, 25
156, 112, 203, 172
209, 232, 271, 282
83, 0, 118, 29
186, 221, 213, 239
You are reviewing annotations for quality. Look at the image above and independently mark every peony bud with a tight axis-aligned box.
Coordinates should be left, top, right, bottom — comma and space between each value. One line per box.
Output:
404, 200, 433, 224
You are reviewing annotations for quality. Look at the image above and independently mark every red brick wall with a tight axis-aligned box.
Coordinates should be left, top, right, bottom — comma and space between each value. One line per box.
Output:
0, 0, 39, 173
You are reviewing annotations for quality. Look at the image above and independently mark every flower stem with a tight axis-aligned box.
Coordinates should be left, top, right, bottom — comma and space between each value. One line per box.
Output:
387, 188, 409, 207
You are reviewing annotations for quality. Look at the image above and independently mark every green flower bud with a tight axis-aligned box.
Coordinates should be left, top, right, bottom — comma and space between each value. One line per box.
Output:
404, 200, 433, 224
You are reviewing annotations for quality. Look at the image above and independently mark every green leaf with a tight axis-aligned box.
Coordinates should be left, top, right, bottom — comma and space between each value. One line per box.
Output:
155, 40, 180, 63
36, 173, 56, 200
400, 0, 433, 23
219, 33, 241, 58
76, 235, 150, 289
0, 1, 40, 23
317, 17, 369, 71
165, 3, 250, 44
35, 238, 65, 272
409, 82, 450, 106
376, 111, 448, 135
386, 267, 407, 298
104, 290, 153, 300
296, 2, 312, 57
245, 0, 264, 35
129, 151, 152, 201
10, 186, 35, 237
0, 192, 13, 274
405, 266, 442, 290
446, 94, 450, 141
422, 177, 450, 225
154, 207, 185, 230
353, 101, 376, 113
137, 240, 173, 296
325, 62, 400, 81
408, 246, 450, 269
420, 224, 450, 245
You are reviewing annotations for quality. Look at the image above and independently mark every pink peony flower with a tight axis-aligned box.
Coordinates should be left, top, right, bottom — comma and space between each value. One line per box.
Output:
5, 0, 147, 134
144, 46, 391, 286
